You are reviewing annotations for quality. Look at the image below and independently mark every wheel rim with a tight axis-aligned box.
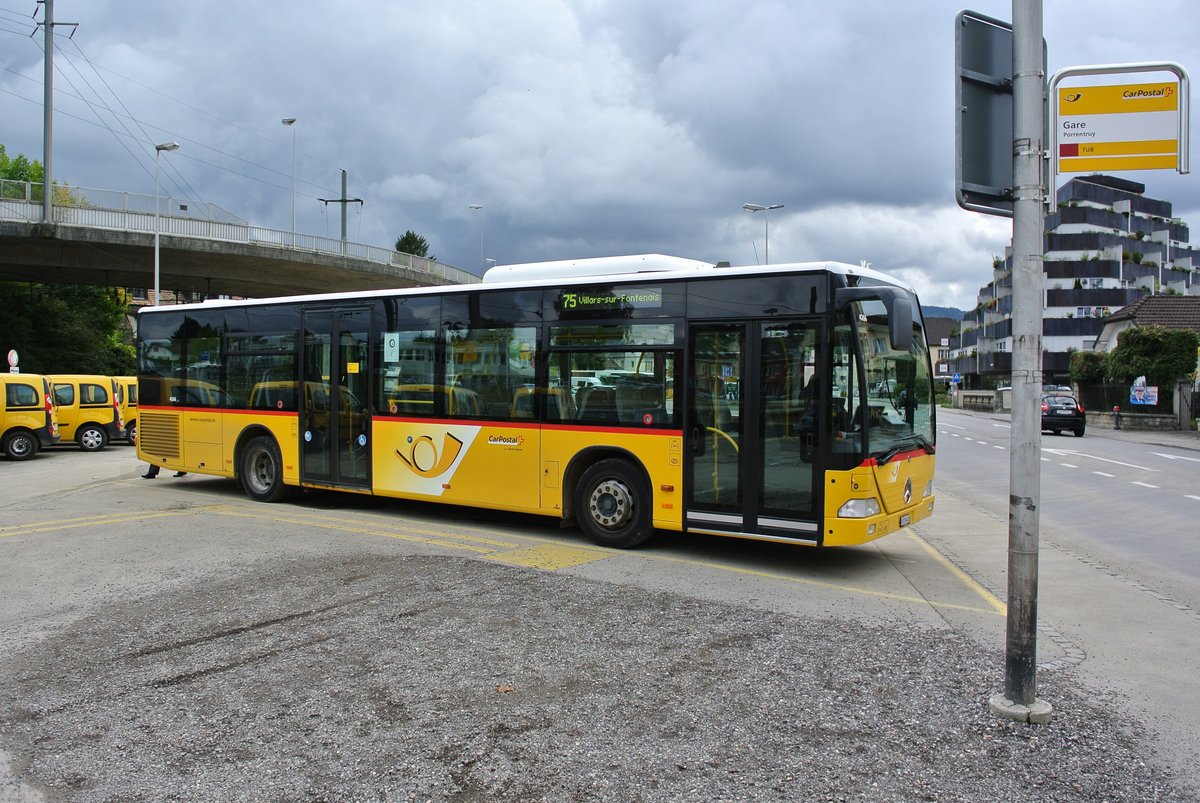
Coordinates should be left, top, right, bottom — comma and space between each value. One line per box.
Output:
9, 436, 34, 458
129, 423, 137, 444
587, 478, 634, 531
247, 448, 275, 494
80, 428, 104, 450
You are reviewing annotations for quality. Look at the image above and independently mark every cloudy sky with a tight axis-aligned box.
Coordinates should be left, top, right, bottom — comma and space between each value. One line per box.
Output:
2, 0, 1197, 310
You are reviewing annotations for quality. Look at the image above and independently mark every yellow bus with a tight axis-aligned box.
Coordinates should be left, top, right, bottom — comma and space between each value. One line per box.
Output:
136, 255, 935, 548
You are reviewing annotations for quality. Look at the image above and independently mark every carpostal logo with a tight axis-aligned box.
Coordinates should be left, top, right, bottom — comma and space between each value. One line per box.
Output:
397, 432, 464, 478
1124, 85, 1174, 99
487, 434, 525, 447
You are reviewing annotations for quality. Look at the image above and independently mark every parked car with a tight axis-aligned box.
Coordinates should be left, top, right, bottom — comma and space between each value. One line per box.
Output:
46, 374, 124, 451
1, 373, 60, 459
112, 376, 138, 443
1041, 394, 1086, 437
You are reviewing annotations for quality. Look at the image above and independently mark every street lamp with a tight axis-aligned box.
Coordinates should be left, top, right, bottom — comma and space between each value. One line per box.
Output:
153, 141, 180, 306
468, 204, 483, 274
282, 117, 296, 245
742, 202, 784, 264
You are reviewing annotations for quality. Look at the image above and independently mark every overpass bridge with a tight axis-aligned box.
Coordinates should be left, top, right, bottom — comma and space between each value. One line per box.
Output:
0, 180, 477, 299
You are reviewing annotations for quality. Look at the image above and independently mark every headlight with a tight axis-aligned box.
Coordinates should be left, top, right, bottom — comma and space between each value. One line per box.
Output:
837, 498, 881, 518
923, 480, 933, 498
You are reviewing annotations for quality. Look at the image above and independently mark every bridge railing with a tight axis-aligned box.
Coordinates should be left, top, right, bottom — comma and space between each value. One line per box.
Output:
0, 179, 479, 285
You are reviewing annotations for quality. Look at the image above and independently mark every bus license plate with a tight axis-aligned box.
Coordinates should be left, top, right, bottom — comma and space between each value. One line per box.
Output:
899, 514, 911, 527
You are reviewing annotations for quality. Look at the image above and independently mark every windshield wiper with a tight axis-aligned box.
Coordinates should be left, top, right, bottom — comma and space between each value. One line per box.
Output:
878, 433, 934, 464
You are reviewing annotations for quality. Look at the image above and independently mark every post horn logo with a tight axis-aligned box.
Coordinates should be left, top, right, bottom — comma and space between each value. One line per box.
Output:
397, 432, 464, 478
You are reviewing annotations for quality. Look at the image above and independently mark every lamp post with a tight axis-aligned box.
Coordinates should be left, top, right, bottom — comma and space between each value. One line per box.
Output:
282, 117, 296, 246
742, 202, 784, 264
153, 141, 180, 306
468, 204, 484, 274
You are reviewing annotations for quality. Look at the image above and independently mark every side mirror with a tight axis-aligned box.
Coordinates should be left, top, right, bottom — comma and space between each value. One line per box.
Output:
834, 286, 914, 351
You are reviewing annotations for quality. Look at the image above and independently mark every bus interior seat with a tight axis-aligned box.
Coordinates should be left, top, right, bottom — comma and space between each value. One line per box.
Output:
511, 387, 535, 419
615, 381, 662, 425
576, 386, 618, 424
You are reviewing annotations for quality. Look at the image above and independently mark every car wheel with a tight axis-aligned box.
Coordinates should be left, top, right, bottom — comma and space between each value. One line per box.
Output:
575, 458, 653, 549
240, 435, 289, 502
2, 430, 38, 460
1073, 426, 1085, 437
77, 424, 108, 452
127, 422, 137, 445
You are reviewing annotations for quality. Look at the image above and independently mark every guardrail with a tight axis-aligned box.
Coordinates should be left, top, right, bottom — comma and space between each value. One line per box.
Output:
0, 179, 478, 285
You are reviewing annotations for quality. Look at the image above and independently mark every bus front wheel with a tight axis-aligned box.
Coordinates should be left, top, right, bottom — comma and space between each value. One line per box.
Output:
240, 436, 289, 502
575, 459, 653, 549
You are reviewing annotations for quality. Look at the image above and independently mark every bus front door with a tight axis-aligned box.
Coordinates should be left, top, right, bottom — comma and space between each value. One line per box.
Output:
685, 321, 821, 543
301, 307, 371, 489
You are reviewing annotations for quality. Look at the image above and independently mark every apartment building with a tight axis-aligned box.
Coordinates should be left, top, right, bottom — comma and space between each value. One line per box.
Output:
950, 174, 1200, 387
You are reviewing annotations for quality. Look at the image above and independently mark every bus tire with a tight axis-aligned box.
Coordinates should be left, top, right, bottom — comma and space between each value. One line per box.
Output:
76, 423, 108, 452
575, 458, 653, 549
3, 430, 38, 460
240, 435, 289, 502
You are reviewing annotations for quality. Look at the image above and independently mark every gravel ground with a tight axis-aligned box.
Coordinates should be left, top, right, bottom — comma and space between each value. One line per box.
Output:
0, 553, 1190, 802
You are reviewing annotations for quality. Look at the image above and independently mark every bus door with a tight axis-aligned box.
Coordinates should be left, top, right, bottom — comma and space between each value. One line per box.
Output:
301, 307, 371, 489
685, 321, 822, 543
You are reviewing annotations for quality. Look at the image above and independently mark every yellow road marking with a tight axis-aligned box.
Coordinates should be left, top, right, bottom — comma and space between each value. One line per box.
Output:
0, 509, 201, 538
486, 543, 610, 571
907, 531, 1007, 615
233, 508, 523, 549
208, 506, 504, 554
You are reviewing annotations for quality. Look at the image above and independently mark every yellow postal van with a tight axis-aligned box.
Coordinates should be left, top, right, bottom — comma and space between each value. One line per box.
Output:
1, 373, 60, 460
112, 376, 138, 443
47, 374, 124, 451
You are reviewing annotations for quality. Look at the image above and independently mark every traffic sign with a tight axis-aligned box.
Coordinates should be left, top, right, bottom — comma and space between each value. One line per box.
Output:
952, 373, 962, 385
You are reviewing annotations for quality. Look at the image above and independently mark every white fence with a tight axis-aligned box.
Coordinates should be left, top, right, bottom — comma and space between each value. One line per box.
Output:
0, 179, 477, 285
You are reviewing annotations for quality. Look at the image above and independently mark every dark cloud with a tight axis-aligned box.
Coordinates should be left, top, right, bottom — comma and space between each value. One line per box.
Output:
1, 0, 1198, 308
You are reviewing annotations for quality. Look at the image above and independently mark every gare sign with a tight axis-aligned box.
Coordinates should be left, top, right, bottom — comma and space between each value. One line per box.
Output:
1050, 62, 1190, 179
1057, 81, 1180, 173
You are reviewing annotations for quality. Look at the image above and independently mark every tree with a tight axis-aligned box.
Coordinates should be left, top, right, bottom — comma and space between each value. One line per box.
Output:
1105, 326, 1199, 388
1069, 350, 1106, 386
395, 230, 434, 261
0, 145, 45, 199
0, 282, 135, 375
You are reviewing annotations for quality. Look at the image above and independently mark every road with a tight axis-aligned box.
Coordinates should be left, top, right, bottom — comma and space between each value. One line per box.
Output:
935, 407, 1200, 609
1, 432, 1198, 799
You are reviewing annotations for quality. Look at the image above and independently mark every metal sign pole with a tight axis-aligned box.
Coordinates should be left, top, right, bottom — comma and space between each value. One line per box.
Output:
990, 0, 1052, 724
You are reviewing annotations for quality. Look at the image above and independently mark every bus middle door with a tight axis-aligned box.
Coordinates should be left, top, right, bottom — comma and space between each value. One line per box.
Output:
301, 307, 371, 490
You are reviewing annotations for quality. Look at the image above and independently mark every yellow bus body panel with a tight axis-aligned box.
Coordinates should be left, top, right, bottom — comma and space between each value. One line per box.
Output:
370, 418, 685, 527
822, 453, 936, 546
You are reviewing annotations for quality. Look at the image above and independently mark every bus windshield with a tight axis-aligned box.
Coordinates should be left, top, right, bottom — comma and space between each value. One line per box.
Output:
851, 299, 935, 463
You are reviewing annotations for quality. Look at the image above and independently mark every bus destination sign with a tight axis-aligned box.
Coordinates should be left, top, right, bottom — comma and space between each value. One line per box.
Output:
560, 287, 663, 311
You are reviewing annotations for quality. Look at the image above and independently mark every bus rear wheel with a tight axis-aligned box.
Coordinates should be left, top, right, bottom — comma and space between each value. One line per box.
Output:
3, 430, 38, 460
240, 436, 289, 502
575, 459, 653, 549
